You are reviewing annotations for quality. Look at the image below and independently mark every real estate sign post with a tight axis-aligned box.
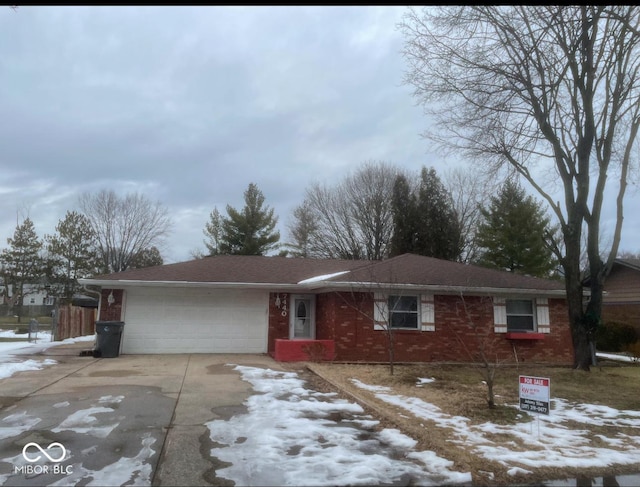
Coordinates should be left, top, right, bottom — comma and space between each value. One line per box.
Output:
519, 376, 550, 415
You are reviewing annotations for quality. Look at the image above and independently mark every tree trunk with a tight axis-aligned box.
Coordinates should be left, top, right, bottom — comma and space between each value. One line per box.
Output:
563, 231, 592, 371
388, 329, 395, 376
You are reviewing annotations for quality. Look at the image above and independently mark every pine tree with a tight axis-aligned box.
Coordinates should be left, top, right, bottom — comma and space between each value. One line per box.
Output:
218, 183, 280, 255
476, 179, 556, 277
0, 218, 45, 321
46, 211, 98, 301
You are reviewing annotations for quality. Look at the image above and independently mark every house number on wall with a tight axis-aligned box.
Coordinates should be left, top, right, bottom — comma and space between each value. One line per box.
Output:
275, 293, 288, 317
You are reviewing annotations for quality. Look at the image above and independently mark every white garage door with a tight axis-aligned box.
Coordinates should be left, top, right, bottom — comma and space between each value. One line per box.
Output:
121, 287, 269, 354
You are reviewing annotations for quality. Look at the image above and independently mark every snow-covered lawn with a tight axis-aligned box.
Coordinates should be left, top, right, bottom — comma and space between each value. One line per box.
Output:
2, 337, 638, 486
0, 330, 94, 379
349, 376, 640, 479
206, 365, 640, 485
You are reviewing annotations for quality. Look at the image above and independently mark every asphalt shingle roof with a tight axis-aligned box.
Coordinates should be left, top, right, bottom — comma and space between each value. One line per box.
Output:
85, 253, 565, 293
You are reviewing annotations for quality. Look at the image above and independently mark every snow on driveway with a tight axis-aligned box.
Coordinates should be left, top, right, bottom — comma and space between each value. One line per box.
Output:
206, 365, 473, 487
350, 377, 640, 478
0, 330, 94, 379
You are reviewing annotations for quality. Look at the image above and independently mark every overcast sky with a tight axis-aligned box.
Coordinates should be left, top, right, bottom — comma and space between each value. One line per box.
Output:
1, 6, 638, 264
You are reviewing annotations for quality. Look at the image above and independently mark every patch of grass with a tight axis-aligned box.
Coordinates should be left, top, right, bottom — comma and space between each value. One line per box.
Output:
0, 316, 52, 326
305, 362, 640, 486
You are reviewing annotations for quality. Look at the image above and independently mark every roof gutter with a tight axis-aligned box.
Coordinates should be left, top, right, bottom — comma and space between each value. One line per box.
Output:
77, 278, 304, 289
305, 280, 566, 296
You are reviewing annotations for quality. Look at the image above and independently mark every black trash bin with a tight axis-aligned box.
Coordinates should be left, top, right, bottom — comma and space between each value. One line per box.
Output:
95, 321, 124, 358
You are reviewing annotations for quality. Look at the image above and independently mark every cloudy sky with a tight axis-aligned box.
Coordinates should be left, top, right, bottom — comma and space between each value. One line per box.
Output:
1, 6, 638, 264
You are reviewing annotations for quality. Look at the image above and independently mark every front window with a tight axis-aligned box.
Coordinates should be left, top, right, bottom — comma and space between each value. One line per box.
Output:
388, 295, 418, 329
506, 299, 536, 332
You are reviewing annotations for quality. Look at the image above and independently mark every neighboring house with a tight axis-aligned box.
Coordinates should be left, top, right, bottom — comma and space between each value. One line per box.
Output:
602, 258, 640, 332
1, 283, 55, 306
79, 253, 573, 364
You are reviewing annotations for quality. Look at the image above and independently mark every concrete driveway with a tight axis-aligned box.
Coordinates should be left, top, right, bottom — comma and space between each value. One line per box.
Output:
0, 341, 287, 486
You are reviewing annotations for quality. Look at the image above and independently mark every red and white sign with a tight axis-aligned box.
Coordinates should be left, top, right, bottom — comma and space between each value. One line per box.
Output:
519, 375, 550, 415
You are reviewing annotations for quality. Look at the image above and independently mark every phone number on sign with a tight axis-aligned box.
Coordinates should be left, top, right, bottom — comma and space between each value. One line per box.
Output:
520, 399, 549, 414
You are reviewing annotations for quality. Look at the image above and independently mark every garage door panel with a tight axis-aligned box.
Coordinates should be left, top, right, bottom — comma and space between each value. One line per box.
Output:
121, 287, 268, 354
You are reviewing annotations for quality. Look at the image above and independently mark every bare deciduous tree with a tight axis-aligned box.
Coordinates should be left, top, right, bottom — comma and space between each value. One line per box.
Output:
401, 6, 640, 370
285, 201, 317, 258
450, 293, 512, 409
444, 167, 498, 264
79, 190, 172, 274
288, 161, 404, 260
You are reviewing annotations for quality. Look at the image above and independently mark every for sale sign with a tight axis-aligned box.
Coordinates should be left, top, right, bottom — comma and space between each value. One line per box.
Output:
519, 376, 550, 415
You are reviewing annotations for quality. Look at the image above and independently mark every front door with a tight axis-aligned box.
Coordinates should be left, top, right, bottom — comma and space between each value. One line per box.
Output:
290, 295, 315, 339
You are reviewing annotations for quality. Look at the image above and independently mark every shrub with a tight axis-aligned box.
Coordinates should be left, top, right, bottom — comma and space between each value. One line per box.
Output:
596, 321, 638, 352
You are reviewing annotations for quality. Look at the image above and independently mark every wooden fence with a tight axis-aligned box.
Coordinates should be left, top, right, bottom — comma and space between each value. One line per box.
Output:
55, 304, 96, 341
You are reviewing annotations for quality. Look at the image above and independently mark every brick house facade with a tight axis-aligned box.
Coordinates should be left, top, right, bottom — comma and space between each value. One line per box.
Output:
84, 254, 572, 363
268, 291, 573, 365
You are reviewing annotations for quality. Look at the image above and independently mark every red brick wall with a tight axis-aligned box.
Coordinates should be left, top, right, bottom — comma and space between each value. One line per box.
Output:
267, 291, 574, 365
98, 289, 124, 322
268, 292, 290, 355
266, 290, 574, 364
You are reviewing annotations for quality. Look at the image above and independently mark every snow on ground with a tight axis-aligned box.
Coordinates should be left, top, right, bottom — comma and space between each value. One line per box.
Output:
46, 434, 156, 487
596, 352, 640, 363
0, 330, 94, 379
2, 333, 639, 486
350, 378, 640, 476
206, 365, 473, 487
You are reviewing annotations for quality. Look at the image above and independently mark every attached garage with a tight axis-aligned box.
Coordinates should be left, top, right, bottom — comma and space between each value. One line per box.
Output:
121, 287, 268, 354
80, 254, 571, 363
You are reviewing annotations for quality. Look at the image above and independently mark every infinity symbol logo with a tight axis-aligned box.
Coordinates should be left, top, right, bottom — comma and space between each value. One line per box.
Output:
22, 442, 67, 463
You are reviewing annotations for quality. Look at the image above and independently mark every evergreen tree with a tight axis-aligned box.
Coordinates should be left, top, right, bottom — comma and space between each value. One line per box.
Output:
389, 174, 417, 257
217, 183, 280, 255
415, 167, 462, 260
390, 167, 462, 260
0, 218, 45, 321
46, 211, 98, 301
476, 179, 556, 277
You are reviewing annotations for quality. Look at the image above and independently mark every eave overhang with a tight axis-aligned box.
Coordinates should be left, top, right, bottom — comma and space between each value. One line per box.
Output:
78, 278, 566, 297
